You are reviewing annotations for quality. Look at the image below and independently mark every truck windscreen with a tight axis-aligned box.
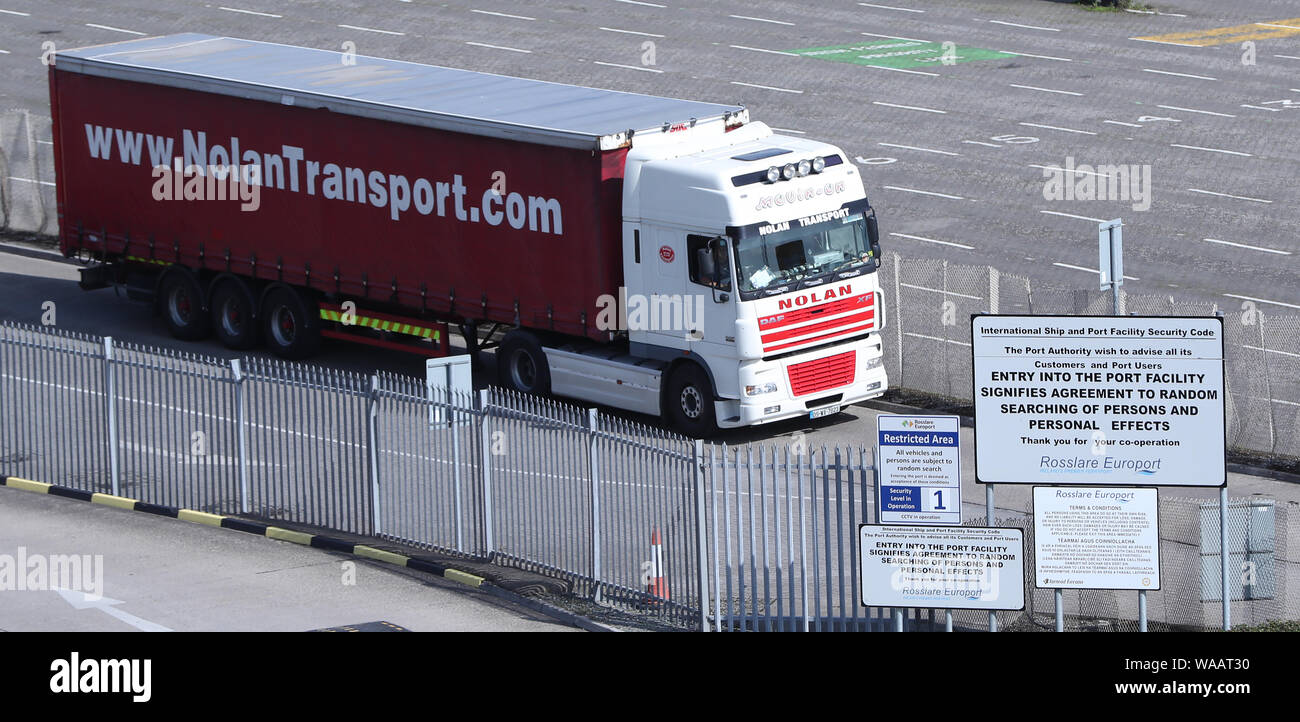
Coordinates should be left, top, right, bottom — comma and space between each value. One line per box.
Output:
728, 200, 875, 301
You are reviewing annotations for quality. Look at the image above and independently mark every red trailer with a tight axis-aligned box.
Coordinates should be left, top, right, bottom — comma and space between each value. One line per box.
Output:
50, 33, 737, 357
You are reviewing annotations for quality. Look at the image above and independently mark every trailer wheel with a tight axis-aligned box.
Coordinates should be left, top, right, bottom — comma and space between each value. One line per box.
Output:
159, 271, 210, 341
666, 363, 718, 438
210, 279, 259, 350
498, 331, 550, 394
262, 287, 321, 359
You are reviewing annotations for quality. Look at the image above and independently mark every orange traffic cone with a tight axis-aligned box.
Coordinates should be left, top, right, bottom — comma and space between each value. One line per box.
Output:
647, 527, 669, 603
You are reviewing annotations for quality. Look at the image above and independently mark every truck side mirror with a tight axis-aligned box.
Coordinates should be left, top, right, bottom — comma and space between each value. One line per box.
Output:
708, 236, 730, 302
866, 212, 882, 268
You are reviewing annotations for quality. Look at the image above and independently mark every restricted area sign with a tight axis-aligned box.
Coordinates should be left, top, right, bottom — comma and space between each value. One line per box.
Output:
972, 315, 1225, 486
858, 525, 1025, 610
1033, 487, 1161, 590
876, 415, 961, 525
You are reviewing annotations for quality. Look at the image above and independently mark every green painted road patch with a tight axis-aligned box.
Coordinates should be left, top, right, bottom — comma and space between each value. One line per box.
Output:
789, 40, 1015, 69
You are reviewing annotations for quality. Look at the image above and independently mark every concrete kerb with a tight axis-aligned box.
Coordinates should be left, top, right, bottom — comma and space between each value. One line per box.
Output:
0, 474, 621, 633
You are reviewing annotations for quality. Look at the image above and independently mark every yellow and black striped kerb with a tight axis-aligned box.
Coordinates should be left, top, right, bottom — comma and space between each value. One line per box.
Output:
0, 475, 485, 589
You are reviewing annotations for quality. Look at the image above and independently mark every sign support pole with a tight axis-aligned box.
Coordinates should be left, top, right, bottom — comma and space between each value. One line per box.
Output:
1055, 589, 1063, 632
1221, 486, 1231, 631
986, 484, 997, 632
944, 609, 952, 633
1139, 590, 1147, 632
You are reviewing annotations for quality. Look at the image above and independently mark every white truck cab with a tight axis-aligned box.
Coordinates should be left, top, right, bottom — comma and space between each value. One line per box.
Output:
546, 117, 888, 436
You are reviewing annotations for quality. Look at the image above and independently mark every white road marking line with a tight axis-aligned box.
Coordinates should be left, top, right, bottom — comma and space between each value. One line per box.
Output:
858, 2, 925, 12
0, 49, 8, 54
1143, 68, 1216, 80
595, 60, 662, 72
873, 101, 946, 114
900, 283, 982, 300
338, 24, 404, 35
466, 41, 531, 53
1029, 164, 1113, 179
731, 80, 801, 93
998, 50, 1072, 61
1157, 104, 1235, 117
1019, 121, 1096, 135
988, 19, 1059, 32
962, 140, 1001, 147
1054, 262, 1139, 281
884, 186, 964, 200
85, 23, 146, 35
0, 9, 31, 16
860, 31, 931, 43
878, 142, 959, 156
1103, 120, 1142, 127
614, 0, 666, 6
1203, 238, 1290, 254
1130, 37, 1204, 47
473, 9, 536, 20
1274, 54, 1300, 60
863, 65, 939, 77
1224, 293, 1300, 310
1187, 188, 1271, 204
771, 127, 805, 134
1040, 209, 1107, 223
600, 26, 664, 37
1244, 345, 1300, 360
731, 45, 798, 57
730, 14, 794, 26
905, 332, 972, 347
37, 140, 52, 145
889, 232, 975, 250
1170, 143, 1251, 157
7, 177, 55, 186
1241, 104, 1281, 112
1256, 22, 1300, 30
1009, 83, 1083, 96
218, 6, 282, 18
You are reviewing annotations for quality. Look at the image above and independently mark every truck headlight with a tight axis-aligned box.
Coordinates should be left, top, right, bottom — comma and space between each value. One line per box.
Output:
864, 356, 883, 371
745, 382, 779, 396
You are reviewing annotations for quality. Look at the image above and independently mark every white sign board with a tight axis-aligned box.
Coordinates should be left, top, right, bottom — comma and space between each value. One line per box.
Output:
972, 315, 1225, 486
1033, 487, 1161, 590
858, 525, 1025, 610
427, 355, 472, 428
877, 415, 962, 525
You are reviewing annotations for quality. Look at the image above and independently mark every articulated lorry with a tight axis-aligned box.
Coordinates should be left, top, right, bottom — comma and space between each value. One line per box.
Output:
50, 33, 888, 436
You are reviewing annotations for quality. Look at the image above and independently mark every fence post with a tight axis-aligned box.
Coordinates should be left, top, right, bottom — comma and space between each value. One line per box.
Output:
694, 438, 710, 632
892, 253, 904, 387
478, 388, 495, 558
1258, 314, 1277, 452
586, 407, 602, 602
103, 336, 120, 497
231, 359, 251, 515
451, 389, 464, 554
367, 375, 381, 535
988, 266, 1000, 315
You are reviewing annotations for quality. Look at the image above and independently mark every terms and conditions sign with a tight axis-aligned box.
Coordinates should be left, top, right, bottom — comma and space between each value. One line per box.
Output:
971, 315, 1225, 486
1033, 486, 1160, 591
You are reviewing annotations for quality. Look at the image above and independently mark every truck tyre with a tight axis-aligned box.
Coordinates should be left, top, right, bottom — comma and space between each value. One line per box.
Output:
159, 270, 210, 341
498, 331, 550, 394
210, 279, 259, 350
666, 363, 718, 438
261, 286, 321, 359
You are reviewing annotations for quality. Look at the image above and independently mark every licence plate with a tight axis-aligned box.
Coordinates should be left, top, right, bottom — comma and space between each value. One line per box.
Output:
809, 405, 840, 419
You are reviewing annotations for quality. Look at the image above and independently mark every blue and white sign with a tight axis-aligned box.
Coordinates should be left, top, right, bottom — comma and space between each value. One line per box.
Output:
876, 415, 962, 525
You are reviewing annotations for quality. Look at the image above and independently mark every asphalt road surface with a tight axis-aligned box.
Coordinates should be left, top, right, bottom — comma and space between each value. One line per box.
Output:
0, 484, 577, 631
1, 0, 1297, 307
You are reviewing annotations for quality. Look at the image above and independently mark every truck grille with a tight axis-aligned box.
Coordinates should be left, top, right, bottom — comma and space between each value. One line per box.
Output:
787, 351, 856, 397
758, 292, 874, 353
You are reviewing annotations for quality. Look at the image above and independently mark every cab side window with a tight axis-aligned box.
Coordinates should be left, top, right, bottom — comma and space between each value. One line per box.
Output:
687, 234, 731, 291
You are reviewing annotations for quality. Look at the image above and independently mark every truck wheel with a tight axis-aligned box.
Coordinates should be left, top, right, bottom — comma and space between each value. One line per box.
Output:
666, 363, 718, 438
262, 287, 321, 359
210, 279, 259, 350
498, 331, 550, 394
159, 271, 210, 341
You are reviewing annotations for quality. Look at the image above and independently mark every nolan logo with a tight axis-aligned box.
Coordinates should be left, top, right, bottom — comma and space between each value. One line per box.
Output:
778, 284, 853, 310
